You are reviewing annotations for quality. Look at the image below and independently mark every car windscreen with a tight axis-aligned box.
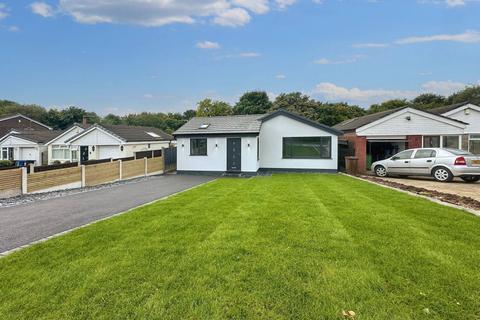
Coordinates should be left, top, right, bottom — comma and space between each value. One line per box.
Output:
444, 148, 473, 156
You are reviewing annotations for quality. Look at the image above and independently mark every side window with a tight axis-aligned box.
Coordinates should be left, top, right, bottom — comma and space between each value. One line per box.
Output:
414, 149, 436, 159
393, 150, 414, 160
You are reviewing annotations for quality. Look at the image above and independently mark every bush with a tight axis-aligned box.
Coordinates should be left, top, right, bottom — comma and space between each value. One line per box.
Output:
53, 160, 61, 165
0, 160, 13, 167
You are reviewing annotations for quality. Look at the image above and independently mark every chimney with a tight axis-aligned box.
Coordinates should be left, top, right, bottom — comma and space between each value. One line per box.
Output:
82, 115, 88, 126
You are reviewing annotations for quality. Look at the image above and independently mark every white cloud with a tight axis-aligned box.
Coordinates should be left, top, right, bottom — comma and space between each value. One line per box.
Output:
446, 0, 466, 6
8, 25, 19, 32
421, 80, 467, 95
52, 0, 293, 27
419, 0, 480, 7
213, 7, 251, 26
314, 55, 364, 65
216, 51, 261, 59
312, 80, 474, 106
0, 3, 8, 20
232, 0, 269, 14
196, 40, 220, 49
275, 0, 297, 9
352, 43, 389, 48
276, 74, 286, 79
30, 2, 55, 17
396, 30, 480, 44
313, 82, 418, 105
143, 93, 154, 99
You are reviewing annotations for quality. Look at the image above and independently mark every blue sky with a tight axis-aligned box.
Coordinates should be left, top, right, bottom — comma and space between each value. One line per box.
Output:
0, 0, 479, 115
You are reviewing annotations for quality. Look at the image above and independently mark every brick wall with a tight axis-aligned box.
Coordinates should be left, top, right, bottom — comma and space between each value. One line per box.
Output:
407, 135, 422, 149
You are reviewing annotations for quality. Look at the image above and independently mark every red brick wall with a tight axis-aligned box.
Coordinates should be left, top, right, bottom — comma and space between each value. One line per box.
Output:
407, 135, 422, 149
355, 136, 367, 173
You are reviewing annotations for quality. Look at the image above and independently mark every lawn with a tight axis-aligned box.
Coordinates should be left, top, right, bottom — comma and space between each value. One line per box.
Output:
1, 174, 479, 319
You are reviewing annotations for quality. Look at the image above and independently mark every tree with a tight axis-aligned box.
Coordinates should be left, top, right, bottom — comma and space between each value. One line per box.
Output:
102, 114, 123, 125
315, 103, 366, 126
196, 98, 233, 117
411, 93, 446, 110
272, 92, 318, 118
447, 85, 480, 106
233, 91, 272, 115
367, 99, 408, 114
182, 109, 197, 120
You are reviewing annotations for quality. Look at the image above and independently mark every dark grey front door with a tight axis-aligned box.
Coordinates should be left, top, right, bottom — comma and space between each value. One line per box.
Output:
227, 138, 241, 172
80, 146, 89, 163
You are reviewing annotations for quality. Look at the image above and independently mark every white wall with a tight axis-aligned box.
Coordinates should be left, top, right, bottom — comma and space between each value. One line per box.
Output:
445, 107, 480, 134
69, 128, 123, 146
259, 115, 338, 170
357, 110, 465, 136
0, 136, 43, 165
177, 136, 258, 172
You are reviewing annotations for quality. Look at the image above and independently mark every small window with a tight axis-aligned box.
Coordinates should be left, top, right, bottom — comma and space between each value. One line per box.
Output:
442, 136, 460, 149
199, 124, 210, 129
146, 132, 160, 138
392, 150, 414, 160
414, 149, 436, 159
423, 136, 440, 148
282, 136, 331, 159
190, 138, 207, 156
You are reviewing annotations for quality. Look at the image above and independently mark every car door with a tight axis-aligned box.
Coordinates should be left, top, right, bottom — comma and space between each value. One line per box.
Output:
387, 149, 414, 174
409, 149, 437, 176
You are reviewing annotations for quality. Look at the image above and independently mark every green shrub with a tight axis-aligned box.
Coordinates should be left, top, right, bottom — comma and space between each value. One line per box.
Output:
0, 160, 13, 167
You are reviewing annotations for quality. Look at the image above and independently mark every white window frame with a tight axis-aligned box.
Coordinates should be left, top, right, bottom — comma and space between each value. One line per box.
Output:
51, 145, 72, 161
1, 147, 14, 160
422, 135, 462, 149
469, 134, 480, 153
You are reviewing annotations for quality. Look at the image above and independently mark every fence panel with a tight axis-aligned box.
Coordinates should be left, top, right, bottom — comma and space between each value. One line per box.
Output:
0, 168, 22, 198
147, 156, 164, 174
85, 161, 120, 186
122, 158, 145, 179
33, 162, 79, 173
164, 147, 177, 172
28, 167, 81, 193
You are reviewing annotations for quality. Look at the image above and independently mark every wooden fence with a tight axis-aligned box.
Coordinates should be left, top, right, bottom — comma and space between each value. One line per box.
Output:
0, 168, 22, 198
0, 154, 167, 198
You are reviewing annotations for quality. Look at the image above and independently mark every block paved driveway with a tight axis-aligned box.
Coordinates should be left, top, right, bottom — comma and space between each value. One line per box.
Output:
0, 174, 215, 254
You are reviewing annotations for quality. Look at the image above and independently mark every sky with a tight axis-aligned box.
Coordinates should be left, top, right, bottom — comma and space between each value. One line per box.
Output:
0, 0, 479, 115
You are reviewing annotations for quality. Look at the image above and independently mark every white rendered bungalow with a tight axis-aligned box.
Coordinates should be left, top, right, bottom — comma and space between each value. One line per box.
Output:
65, 124, 174, 162
0, 130, 64, 165
173, 109, 343, 175
44, 124, 86, 164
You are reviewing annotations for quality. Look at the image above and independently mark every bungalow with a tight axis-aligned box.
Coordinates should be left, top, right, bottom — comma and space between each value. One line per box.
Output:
0, 114, 52, 137
334, 102, 479, 173
0, 130, 64, 165
173, 109, 343, 174
65, 124, 173, 162
44, 123, 86, 164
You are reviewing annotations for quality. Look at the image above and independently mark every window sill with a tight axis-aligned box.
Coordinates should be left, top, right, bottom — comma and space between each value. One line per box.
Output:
190, 154, 208, 157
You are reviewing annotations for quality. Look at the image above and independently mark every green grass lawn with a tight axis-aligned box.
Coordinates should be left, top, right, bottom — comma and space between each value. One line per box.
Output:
1, 174, 479, 319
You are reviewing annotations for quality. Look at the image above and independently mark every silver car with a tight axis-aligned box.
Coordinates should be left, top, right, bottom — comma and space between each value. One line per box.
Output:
371, 148, 480, 182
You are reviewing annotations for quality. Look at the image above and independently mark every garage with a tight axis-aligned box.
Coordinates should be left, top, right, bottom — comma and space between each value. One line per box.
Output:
98, 145, 122, 159
366, 137, 407, 168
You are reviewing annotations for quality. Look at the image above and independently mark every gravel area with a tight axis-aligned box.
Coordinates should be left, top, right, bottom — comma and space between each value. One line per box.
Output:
0, 175, 162, 208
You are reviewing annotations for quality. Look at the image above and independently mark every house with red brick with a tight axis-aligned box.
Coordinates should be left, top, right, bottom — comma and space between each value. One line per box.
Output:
334, 103, 479, 173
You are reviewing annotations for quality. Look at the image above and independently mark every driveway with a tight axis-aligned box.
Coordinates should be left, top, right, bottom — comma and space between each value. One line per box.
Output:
0, 174, 215, 254
376, 176, 480, 201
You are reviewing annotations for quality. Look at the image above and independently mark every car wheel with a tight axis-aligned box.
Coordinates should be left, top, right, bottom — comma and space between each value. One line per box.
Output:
374, 165, 387, 177
432, 167, 453, 182
460, 176, 480, 183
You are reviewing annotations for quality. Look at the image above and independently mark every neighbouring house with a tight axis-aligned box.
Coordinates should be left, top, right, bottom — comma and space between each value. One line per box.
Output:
65, 124, 174, 162
0, 114, 52, 137
0, 130, 65, 165
44, 124, 87, 164
173, 109, 343, 174
334, 102, 480, 173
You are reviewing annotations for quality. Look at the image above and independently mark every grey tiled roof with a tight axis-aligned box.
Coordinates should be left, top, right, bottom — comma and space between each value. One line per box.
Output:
173, 114, 264, 135
2, 130, 65, 144
333, 107, 406, 131
66, 124, 173, 143
429, 101, 471, 115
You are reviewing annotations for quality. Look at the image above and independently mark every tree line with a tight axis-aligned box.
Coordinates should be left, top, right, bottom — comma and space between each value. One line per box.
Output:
1, 85, 479, 133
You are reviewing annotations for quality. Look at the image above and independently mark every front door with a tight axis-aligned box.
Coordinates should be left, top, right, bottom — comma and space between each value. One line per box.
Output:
80, 146, 89, 163
227, 138, 241, 172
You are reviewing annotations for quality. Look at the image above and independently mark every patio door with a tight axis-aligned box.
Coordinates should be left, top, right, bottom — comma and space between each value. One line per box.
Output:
226, 138, 241, 172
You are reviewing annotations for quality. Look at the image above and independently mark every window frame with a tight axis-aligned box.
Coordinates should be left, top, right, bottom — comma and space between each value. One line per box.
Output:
190, 138, 208, 156
413, 149, 436, 159
442, 135, 461, 149
51, 145, 71, 160
423, 135, 440, 148
392, 149, 414, 160
282, 136, 332, 160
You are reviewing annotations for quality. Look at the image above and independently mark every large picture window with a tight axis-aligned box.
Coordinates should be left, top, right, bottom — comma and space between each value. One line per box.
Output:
283, 136, 331, 159
423, 136, 440, 148
442, 135, 460, 149
190, 138, 207, 156
52, 146, 71, 160
470, 134, 480, 155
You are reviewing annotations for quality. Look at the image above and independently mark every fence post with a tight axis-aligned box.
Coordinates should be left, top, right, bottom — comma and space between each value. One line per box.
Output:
119, 160, 123, 180
162, 147, 166, 173
81, 165, 86, 187
144, 157, 148, 176
21, 167, 28, 195
29, 163, 35, 174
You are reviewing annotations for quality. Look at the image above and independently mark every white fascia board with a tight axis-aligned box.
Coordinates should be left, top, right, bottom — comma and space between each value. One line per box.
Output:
356, 107, 466, 134
44, 125, 83, 146
442, 103, 480, 116
67, 126, 125, 144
